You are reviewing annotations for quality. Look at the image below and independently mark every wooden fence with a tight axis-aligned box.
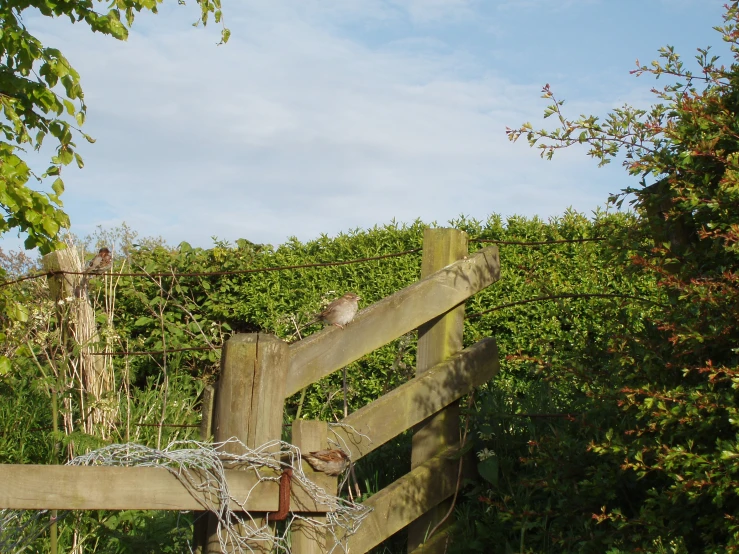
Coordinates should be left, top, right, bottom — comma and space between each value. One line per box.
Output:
0, 228, 500, 553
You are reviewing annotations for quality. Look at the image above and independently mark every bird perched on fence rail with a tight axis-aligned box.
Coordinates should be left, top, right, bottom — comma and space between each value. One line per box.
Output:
308, 292, 361, 330
290, 292, 361, 345
85, 248, 112, 275
302, 449, 350, 476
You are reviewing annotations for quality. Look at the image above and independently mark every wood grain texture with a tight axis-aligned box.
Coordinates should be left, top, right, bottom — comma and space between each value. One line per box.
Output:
0, 465, 334, 512
287, 243, 500, 396
42, 248, 111, 432
410, 228, 467, 553
207, 333, 289, 553
199, 384, 215, 441
212, 334, 288, 452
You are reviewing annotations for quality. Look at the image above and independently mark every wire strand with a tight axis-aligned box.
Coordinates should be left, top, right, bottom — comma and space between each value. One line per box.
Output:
474, 237, 605, 245
0, 248, 422, 288
88, 345, 218, 356
467, 292, 666, 319
0, 237, 613, 289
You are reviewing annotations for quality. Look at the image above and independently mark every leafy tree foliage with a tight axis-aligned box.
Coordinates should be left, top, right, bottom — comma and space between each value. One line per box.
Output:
471, 3, 739, 551
0, 0, 228, 254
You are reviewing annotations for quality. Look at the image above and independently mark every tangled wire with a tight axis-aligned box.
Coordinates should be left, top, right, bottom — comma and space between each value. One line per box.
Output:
0, 438, 371, 553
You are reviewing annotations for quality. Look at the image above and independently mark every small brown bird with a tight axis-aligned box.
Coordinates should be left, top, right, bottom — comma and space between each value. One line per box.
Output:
85, 247, 112, 274
302, 449, 350, 476
313, 292, 361, 329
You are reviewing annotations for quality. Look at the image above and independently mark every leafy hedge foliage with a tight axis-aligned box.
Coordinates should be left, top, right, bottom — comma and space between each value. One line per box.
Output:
97, 211, 650, 425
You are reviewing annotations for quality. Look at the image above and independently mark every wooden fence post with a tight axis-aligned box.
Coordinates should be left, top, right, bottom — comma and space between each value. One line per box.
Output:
205, 334, 288, 554
42, 247, 113, 438
291, 420, 330, 554
408, 228, 467, 553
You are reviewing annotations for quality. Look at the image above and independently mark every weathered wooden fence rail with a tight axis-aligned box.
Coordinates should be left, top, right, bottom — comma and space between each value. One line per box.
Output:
0, 228, 501, 554
0, 465, 334, 512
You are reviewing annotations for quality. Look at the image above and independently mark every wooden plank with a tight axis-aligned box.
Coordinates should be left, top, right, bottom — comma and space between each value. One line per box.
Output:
410, 228, 467, 552
337, 447, 461, 554
291, 421, 331, 554
0, 465, 334, 512
335, 338, 498, 462
286, 244, 500, 396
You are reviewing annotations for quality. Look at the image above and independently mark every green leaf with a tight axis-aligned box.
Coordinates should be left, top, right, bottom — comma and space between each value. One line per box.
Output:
107, 14, 128, 40
52, 178, 64, 195
8, 301, 29, 322
0, 356, 10, 375
42, 217, 59, 237
63, 99, 75, 116
478, 456, 499, 486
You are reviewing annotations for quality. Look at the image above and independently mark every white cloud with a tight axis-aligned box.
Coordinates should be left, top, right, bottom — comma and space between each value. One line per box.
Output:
3, 0, 649, 251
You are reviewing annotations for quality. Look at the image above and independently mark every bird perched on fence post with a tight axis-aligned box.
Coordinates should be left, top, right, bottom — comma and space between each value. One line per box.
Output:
310, 292, 361, 330
77, 247, 112, 297
85, 247, 112, 275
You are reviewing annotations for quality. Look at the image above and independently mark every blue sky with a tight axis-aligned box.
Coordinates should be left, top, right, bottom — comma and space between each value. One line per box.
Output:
4, 0, 728, 250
